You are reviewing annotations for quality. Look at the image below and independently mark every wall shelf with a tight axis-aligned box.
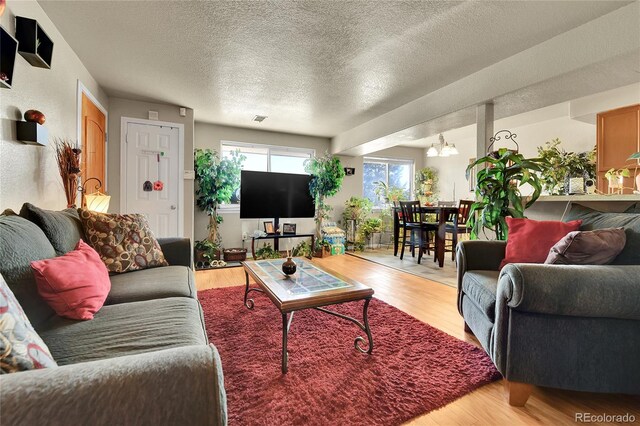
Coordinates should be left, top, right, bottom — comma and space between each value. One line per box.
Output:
536, 194, 640, 202
0, 26, 19, 89
15, 16, 54, 69
16, 121, 48, 146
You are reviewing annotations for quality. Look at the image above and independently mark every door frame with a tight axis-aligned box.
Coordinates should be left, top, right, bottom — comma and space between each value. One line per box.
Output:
120, 116, 185, 237
76, 80, 108, 189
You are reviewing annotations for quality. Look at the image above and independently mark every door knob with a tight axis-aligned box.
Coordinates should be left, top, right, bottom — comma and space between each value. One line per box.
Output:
170, 205, 177, 210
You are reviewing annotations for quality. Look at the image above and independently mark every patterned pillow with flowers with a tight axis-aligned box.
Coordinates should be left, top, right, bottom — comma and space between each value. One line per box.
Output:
79, 209, 168, 274
1, 274, 57, 373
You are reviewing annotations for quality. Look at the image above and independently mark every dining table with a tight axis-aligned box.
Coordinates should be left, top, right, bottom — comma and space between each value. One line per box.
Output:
392, 205, 459, 268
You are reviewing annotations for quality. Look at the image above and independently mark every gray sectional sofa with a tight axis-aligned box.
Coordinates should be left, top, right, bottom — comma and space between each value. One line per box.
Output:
0, 205, 226, 425
456, 203, 640, 405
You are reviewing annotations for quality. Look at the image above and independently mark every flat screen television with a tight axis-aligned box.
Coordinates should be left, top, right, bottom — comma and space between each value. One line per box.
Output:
240, 171, 315, 231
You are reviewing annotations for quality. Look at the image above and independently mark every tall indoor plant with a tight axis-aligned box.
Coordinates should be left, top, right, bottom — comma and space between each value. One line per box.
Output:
194, 148, 244, 246
414, 167, 438, 204
304, 152, 345, 249
466, 148, 549, 240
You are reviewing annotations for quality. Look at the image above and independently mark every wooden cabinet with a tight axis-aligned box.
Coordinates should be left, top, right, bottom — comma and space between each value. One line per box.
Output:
596, 104, 640, 194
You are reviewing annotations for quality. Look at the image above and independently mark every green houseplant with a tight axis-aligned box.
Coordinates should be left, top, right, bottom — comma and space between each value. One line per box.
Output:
194, 148, 245, 246
536, 139, 596, 195
414, 167, 439, 204
304, 152, 345, 250
466, 148, 550, 240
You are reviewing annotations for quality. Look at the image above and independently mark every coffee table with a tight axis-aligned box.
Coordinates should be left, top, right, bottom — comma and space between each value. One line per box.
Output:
242, 258, 374, 373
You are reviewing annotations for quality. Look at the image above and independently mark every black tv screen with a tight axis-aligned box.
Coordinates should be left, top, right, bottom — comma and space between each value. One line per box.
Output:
240, 171, 315, 219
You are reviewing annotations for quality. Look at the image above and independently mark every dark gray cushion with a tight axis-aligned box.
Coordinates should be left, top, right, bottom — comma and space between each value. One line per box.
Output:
564, 204, 640, 265
106, 266, 195, 305
624, 203, 640, 213
38, 297, 208, 365
462, 270, 499, 321
0, 215, 56, 328
19, 203, 85, 255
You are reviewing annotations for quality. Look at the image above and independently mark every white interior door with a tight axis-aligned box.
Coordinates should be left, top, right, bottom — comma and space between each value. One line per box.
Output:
124, 121, 182, 238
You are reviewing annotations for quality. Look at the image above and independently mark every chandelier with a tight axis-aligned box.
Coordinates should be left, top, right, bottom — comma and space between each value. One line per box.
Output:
426, 134, 459, 157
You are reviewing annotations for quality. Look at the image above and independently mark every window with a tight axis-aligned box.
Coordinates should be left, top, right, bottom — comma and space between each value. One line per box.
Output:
220, 141, 314, 208
363, 157, 413, 207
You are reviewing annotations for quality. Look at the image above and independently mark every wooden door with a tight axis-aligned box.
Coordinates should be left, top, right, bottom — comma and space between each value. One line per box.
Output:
124, 122, 181, 237
596, 104, 640, 193
81, 93, 107, 200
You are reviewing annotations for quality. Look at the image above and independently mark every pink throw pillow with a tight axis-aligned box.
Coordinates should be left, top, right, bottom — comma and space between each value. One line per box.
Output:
500, 217, 582, 269
30, 240, 110, 320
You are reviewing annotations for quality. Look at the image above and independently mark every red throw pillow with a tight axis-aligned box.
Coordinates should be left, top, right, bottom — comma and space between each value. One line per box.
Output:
30, 240, 110, 320
500, 217, 582, 269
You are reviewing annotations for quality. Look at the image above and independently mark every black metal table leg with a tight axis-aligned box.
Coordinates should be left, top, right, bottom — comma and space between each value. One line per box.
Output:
282, 311, 294, 373
243, 271, 263, 310
315, 297, 373, 354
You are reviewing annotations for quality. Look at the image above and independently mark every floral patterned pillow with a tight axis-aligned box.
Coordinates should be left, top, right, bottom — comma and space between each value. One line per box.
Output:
0, 274, 57, 373
79, 210, 168, 274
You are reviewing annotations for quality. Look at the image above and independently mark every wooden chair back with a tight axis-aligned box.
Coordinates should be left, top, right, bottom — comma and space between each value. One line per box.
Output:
399, 201, 421, 225
457, 200, 474, 226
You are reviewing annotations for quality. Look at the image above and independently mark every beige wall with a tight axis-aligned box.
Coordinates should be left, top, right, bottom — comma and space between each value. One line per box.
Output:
107, 98, 194, 239
194, 122, 425, 249
0, 0, 108, 212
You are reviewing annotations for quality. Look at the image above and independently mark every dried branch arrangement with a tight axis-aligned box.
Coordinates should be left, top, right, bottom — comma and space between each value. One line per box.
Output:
53, 138, 81, 208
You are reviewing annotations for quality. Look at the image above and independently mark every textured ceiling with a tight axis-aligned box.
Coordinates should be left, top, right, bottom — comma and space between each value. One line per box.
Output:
40, 0, 630, 137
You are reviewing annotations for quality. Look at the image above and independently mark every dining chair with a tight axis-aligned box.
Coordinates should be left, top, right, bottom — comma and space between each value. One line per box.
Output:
399, 201, 433, 264
443, 199, 474, 260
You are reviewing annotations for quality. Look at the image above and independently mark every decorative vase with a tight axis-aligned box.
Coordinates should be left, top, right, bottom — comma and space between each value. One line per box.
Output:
282, 257, 297, 275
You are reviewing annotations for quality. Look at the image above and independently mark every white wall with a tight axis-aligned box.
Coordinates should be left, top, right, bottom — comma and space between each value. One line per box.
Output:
107, 97, 195, 239
194, 122, 425, 249
0, 0, 108, 212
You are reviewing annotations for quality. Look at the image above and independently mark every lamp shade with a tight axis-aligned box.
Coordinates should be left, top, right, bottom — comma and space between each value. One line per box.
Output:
427, 145, 439, 157
85, 192, 110, 213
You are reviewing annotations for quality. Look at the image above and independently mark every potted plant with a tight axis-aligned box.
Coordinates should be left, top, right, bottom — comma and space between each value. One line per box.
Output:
194, 239, 220, 263
194, 148, 245, 250
342, 196, 372, 247
466, 148, 550, 240
536, 139, 596, 195
304, 152, 345, 254
414, 167, 439, 204
629, 152, 640, 193
358, 217, 383, 249
254, 243, 282, 260
605, 167, 630, 194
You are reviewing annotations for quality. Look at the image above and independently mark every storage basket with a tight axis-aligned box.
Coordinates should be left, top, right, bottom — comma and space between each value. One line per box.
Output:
223, 248, 247, 262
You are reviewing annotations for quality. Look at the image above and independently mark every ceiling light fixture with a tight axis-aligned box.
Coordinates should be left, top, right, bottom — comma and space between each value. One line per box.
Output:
427, 134, 458, 158
253, 115, 267, 123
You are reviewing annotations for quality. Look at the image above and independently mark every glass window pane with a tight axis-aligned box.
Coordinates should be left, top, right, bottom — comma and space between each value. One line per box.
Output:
388, 163, 411, 199
363, 162, 387, 207
270, 155, 308, 174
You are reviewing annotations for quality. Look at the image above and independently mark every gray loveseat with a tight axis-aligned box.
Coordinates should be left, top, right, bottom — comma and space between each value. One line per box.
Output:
456, 204, 640, 406
0, 205, 226, 425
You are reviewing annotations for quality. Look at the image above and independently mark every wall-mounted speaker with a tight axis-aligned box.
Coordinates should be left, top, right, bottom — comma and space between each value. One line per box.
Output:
344, 167, 355, 176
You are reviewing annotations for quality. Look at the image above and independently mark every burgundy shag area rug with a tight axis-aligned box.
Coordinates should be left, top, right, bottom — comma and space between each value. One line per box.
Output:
200, 286, 500, 426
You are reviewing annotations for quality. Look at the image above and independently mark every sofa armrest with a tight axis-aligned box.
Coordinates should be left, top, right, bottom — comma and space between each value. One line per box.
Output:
498, 264, 640, 320
158, 237, 192, 268
456, 240, 506, 314
0, 344, 226, 426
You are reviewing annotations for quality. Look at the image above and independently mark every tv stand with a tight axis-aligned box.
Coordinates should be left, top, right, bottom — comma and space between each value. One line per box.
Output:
251, 233, 315, 259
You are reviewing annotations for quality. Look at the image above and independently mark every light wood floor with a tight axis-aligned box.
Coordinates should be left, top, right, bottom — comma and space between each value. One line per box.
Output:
195, 255, 640, 426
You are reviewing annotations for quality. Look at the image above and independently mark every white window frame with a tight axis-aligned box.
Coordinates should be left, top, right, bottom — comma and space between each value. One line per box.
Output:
363, 156, 415, 209
219, 141, 315, 213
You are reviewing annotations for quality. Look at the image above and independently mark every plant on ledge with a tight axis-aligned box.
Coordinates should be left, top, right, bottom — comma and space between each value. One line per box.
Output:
304, 152, 345, 250
536, 139, 596, 195
466, 148, 550, 240
194, 148, 245, 246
